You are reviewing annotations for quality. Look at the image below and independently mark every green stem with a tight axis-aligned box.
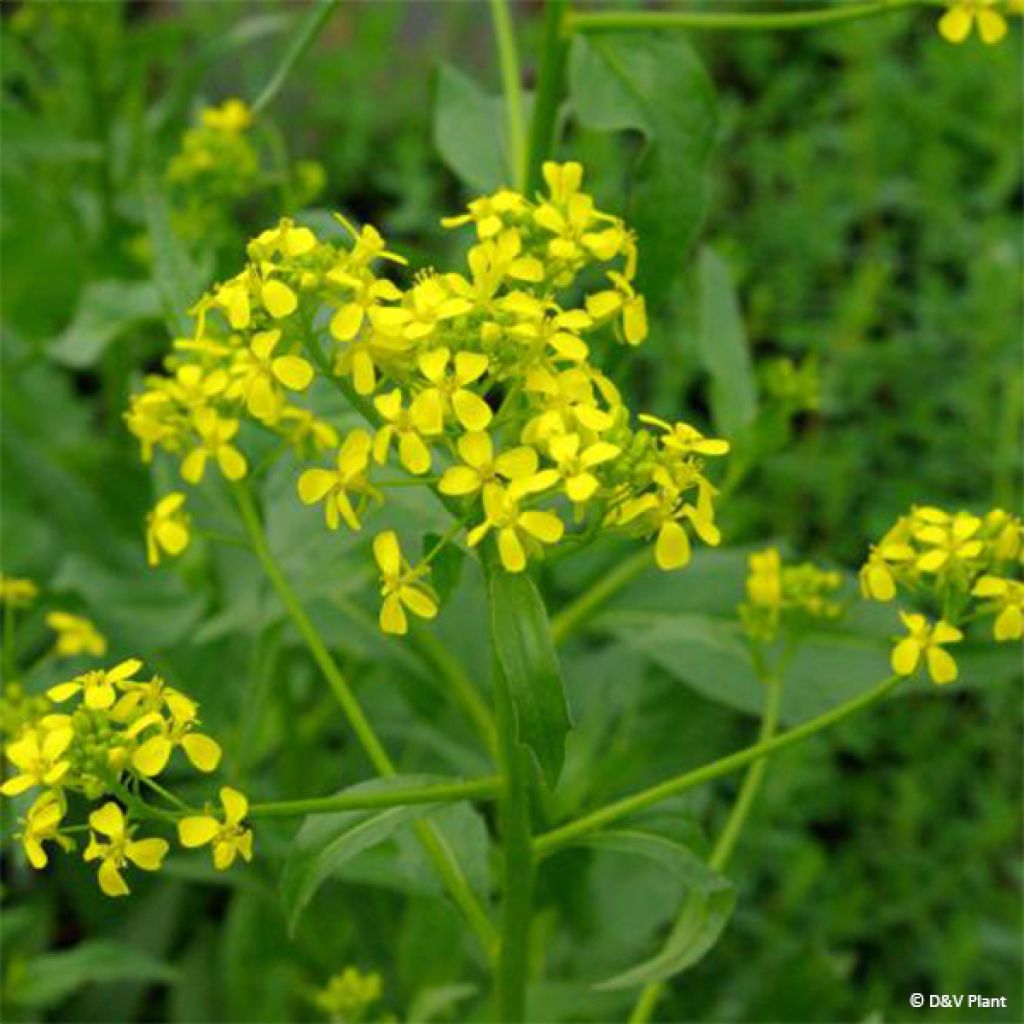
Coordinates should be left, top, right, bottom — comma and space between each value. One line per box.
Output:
490, 0, 528, 191
231, 480, 497, 956
251, 0, 343, 116
629, 675, 783, 1024
249, 775, 502, 819
567, 0, 927, 34
534, 674, 901, 857
483, 550, 535, 1022
526, 0, 568, 193
550, 548, 652, 645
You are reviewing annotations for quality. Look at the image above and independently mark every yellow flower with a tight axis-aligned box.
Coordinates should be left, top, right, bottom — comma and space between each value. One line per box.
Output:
1, 724, 73, 796
614, 482, 721, 571
0, 575, 39, 608
328, 270, 403, 342
83, 802, 168, 897
232, 328, 314, 421
972, 576, 1024, 641
535, 433, 620, 504
16, 790, 73, 869
441, 187, 527, 238
417, 347, 492, 431
372, 532, 438, 635
891, 613, 962, 685
859, 535, 916, 601
372, 389, 443, 475
467, 483, 564, 572
146, 492, 190, 567
45, 612, 107, 658
201, 98, 252, 132
938, 0, 1008, 44
913, 512, 984, 572
298, 429, 376, 531
178, 786, 254, 870
126, 692, 222, 777
181, 409, 247, 484
48, 658, 143, 711
403, 276, 473, 342
585, 271, 648, 345
639, 415, 730, 457
261, 278, 299, 319
746, 549, 782, 607
438, 431, 538, 498
314, 967, 383, 1023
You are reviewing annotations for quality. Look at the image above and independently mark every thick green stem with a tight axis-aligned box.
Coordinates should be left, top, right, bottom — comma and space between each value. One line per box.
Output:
483, 550, 535, 1021
534, 674, 901, 857
630, 676, 783, 1023
526, 0, 569, 193
490, 0, 528, 190
251, 0, 342, 115
249, 775, 502, 819
568, 0, 927, 34
231, 480, 497, 957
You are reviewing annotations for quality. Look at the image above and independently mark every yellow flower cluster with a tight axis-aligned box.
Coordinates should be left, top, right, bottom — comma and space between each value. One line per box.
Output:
165, 98, 324, 245
739, 547, 843, 644
0, 658, 249, 895
937, 0, 1021, 44
313, 966, 383, 1024
127, 163, 730, 633
0, 574, 39, 608
860, 506, 1022, 683
1, 574, 108, 661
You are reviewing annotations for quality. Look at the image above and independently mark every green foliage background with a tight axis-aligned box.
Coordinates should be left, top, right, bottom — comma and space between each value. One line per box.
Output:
1, 2, 1020, 1022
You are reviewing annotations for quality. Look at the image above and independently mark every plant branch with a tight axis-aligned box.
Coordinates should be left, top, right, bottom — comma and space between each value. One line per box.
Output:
534, 674, 901, 857
230, 479, 497, 956
567, 0, 928, 35
490, 0, 528, 190
249, 775, 502, 819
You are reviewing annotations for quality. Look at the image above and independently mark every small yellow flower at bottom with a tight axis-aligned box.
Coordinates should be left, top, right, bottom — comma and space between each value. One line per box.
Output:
45, 612, 107, 658
373, 532, 438, 635
178, 786, 254, 870
83, 802, 169, 896
891, 612, 963, 685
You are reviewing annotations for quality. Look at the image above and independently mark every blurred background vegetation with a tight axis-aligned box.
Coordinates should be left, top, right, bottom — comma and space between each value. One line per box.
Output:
1, 2, 1020, 1022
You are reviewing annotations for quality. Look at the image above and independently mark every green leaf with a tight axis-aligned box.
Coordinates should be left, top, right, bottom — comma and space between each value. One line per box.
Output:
433, 64, 533, 193
485, 554, 572, 788
279, 775, 453, 934
141, 172, 204, 337
9, 941, 178, 1009
574, 830, 735, 991
569, 33, 717, 305
48, 280, 161, 369
697, 246, 758, 440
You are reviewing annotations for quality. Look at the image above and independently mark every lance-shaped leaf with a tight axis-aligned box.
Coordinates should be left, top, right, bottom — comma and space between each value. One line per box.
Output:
485, 550, 572, 788
569, 33, 717, 305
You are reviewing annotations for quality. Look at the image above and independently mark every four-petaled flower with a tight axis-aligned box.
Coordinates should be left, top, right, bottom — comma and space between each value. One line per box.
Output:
178, 787, 254, 870
46, 611, 107, 658
891, 612, 962, 685
372, 389, 443, 475
467, 483, 565, 572
146, 492, 190, 567
938, 0, 1009, 44
83, 802, 169, 897
1, 723, 73, 795
438, 431, 538, 498
181, 409, 247, 484
48, 658, 143, 711
417, 348, 493, 431
373, 531, 438, 635
126, 691, 222, 777
16, 790, 73, 868
972, 576, 1024, 641
298, 429, 376, 530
